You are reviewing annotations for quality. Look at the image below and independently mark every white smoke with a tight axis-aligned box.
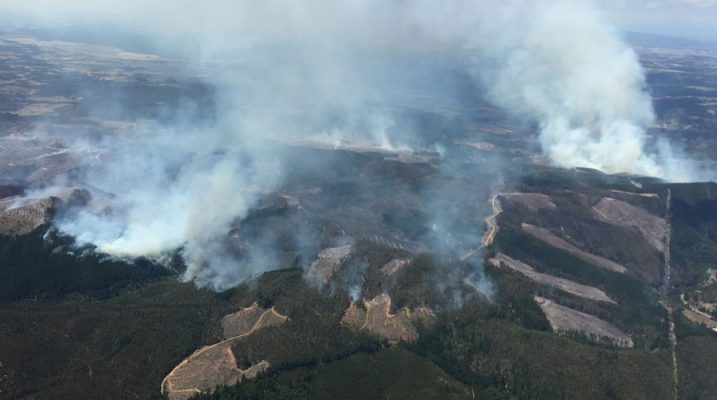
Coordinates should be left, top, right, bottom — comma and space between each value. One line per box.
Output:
55, 123, 282, 289
5, 0, 708, 290
472, 0, 702, 181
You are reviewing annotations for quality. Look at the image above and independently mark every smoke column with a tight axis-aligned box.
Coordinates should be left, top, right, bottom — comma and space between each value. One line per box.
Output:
471, 1, 689, 180
4, 0, 705, 289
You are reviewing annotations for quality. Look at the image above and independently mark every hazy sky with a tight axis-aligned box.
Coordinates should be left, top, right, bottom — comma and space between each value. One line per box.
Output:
604, 0, 717, 41
0, 0, 715, 42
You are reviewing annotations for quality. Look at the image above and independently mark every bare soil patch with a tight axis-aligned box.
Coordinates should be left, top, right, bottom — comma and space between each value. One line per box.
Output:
682, 308, 717, 332
161, 304, 288, 400
341, 294, 434, 343
0, 187, 80, 235
535, 296, 633, 347
593, 197, 667, 251
522, 223, 628, 273
490, 253, 616, 303
305, 244, 353, 286
0, 197, 54, 235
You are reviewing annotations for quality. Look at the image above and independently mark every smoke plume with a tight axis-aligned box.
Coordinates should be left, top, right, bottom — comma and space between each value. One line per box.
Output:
471, 1, 698, 181
4, 0, 706, 290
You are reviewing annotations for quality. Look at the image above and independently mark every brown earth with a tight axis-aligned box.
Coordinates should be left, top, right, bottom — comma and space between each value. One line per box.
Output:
0, 187, 82, 235
535, 296, 633, 348
522, 223, 628, 273
341, 294, 434, 343
342, 303, 367, 329
0, 197, 55, 236
592, 197, 667, 252
221, 303, 287, 339
161, 304, 288, 400
682, 308, 717, 332
490, 253, 616, 304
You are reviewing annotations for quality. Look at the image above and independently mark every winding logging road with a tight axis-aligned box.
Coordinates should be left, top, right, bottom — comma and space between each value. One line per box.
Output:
482, 194, 502, 247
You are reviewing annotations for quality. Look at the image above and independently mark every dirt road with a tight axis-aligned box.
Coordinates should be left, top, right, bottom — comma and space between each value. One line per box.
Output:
482, 194, 502, 246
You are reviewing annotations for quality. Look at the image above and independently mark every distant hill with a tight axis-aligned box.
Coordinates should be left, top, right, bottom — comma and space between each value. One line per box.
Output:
623, 31, 717, 51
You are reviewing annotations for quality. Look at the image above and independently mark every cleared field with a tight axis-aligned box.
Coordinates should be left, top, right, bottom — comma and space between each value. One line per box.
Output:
592, 197, 667, 251
682, 308, 717, 332
221, 303, 287, 338
522, 223, 628, 273
305, 244, 353, 286
342, 294, 433, 343
0, 197, 54, 235
490, 253, 616, 304
161, 304, 288, 400
535, 296, 633, 347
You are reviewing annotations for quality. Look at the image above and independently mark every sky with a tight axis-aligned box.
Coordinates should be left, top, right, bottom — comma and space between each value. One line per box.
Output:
0, 0, 715, 43
604, 0, 717, 41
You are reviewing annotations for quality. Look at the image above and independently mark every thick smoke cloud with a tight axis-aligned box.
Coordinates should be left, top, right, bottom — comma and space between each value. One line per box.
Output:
472, 1, 698, 181
4, 0, 705, 289
58, 128, 281, 288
